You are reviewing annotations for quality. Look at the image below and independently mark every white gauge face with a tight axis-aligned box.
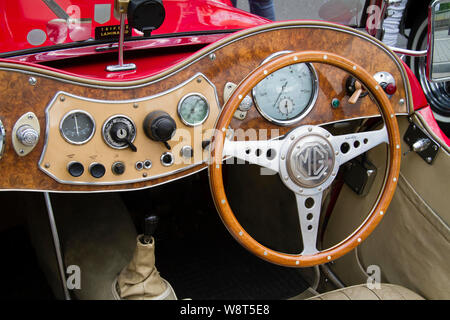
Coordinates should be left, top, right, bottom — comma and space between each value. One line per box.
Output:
252, 63, 317, 125
60, 111, 95, 144
178, 94, 210, 126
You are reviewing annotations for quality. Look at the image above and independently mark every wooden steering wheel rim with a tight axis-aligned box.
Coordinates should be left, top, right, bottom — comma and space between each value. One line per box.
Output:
208, 51, 401, 267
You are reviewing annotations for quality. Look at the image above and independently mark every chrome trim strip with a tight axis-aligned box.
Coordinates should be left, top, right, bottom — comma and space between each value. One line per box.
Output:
0, 119, 5, 159
390, 47, 428, 57
44, 192, 71, 300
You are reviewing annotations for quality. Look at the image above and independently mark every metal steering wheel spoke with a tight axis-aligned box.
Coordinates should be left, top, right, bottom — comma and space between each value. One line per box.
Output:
223, 139, 282, 172
330, 127, 389, 166
295, 191, 323, 256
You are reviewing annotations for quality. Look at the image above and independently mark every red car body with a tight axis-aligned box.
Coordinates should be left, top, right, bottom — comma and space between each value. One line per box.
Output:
0, 0, 266, 80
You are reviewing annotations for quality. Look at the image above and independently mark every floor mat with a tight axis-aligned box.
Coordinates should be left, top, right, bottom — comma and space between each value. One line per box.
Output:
156, 232, 309, 300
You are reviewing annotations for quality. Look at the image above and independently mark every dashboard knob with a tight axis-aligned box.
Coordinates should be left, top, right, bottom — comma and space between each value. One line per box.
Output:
16, 125, 39, 147
143, 111, 176, 147
89, 163, 106, 178
180, 145, 193, 158
112, 161, 126, 175
127, 0, 165, 37
382, 82, 397, 96
67, 162, 84, 177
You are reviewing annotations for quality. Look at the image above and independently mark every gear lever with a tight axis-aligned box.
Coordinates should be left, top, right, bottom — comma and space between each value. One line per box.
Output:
115, 213, 177, 300
141, 215, 159, 244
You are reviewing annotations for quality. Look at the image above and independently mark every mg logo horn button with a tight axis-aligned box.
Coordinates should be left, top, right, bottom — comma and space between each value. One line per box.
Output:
287, 135, 335, 188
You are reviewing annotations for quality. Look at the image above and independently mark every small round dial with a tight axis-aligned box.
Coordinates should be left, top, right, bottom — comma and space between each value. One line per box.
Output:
60, 110, 95, 144
177, 94, 209, 126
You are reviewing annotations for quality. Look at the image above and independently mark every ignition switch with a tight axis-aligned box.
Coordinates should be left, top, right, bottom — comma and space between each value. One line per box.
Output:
103, 115, 137, 151
110, 121, 137, 152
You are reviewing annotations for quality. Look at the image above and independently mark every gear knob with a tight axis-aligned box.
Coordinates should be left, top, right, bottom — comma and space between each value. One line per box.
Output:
142, 215, 159, 244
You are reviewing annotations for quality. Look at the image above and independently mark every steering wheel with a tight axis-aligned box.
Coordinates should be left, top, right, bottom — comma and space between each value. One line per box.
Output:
208, 51, 401, 267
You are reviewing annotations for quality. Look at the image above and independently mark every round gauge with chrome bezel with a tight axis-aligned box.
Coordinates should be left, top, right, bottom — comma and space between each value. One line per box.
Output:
177, 93, 210, 126
252, 51, 319, 126
60, 110, 96, 145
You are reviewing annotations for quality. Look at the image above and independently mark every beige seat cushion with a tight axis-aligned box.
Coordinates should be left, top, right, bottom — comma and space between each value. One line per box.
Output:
307, 284, 424, 300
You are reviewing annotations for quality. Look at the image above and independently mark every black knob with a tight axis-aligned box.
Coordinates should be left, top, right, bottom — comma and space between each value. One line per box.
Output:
141, 215, 159, 244
143, 111, 176, 145
89, 163, 106, 178
128, 0, 165, 37
67, 162, 84, 177
112, 162, 125, 175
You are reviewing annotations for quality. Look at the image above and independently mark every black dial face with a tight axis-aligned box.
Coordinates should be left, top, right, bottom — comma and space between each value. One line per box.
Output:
60, 111, 95, 144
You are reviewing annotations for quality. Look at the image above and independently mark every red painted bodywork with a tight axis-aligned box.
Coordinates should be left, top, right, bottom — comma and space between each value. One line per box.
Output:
402, 60, 429, 110
6, 33, 233, 81
417, 106, 450, 146
0, 0, 267, 80
0, 0, 265, 54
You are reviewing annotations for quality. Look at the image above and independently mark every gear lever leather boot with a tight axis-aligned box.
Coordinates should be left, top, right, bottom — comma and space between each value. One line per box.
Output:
112, 215, 176, 300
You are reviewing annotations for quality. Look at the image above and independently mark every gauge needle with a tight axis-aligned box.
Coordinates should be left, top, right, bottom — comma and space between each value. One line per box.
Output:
74, 114, 80, 136
273, 81, 288, 109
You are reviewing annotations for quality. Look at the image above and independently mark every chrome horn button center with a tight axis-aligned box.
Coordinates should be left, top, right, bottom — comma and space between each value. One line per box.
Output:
279, 126, 339, 195
287, 135, 335, 188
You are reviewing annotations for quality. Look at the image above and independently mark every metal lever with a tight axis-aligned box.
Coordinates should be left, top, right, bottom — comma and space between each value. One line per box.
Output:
106, 1, 136, 72
349, 81, 363, 104
141, 215, 159, 244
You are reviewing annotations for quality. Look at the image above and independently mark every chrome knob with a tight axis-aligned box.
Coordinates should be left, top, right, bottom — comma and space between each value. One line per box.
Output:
412, 138, 431, 153
16, 125, 39, 147
0, 119, 5, 159
180, 145, 193, 158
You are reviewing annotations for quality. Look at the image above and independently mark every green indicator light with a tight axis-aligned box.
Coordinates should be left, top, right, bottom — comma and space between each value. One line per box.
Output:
331, 98, 340, 109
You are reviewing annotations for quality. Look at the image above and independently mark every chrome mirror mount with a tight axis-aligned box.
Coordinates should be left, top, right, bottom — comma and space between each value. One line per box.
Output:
427, 0, 450, 82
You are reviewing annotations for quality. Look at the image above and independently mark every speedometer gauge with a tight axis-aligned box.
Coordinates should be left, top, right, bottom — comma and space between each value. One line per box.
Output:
252, 53, 318, 126
178, 93, 210, 126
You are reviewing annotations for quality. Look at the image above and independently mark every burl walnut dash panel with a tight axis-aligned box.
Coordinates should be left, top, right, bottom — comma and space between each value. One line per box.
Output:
0, 22, 410, 192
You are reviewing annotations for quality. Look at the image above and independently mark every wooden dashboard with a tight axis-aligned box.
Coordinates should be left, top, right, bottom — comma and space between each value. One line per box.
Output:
0, 21, 411, 192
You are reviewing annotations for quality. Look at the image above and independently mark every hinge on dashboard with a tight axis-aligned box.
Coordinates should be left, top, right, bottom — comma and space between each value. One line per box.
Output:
403, 122, 440, 165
